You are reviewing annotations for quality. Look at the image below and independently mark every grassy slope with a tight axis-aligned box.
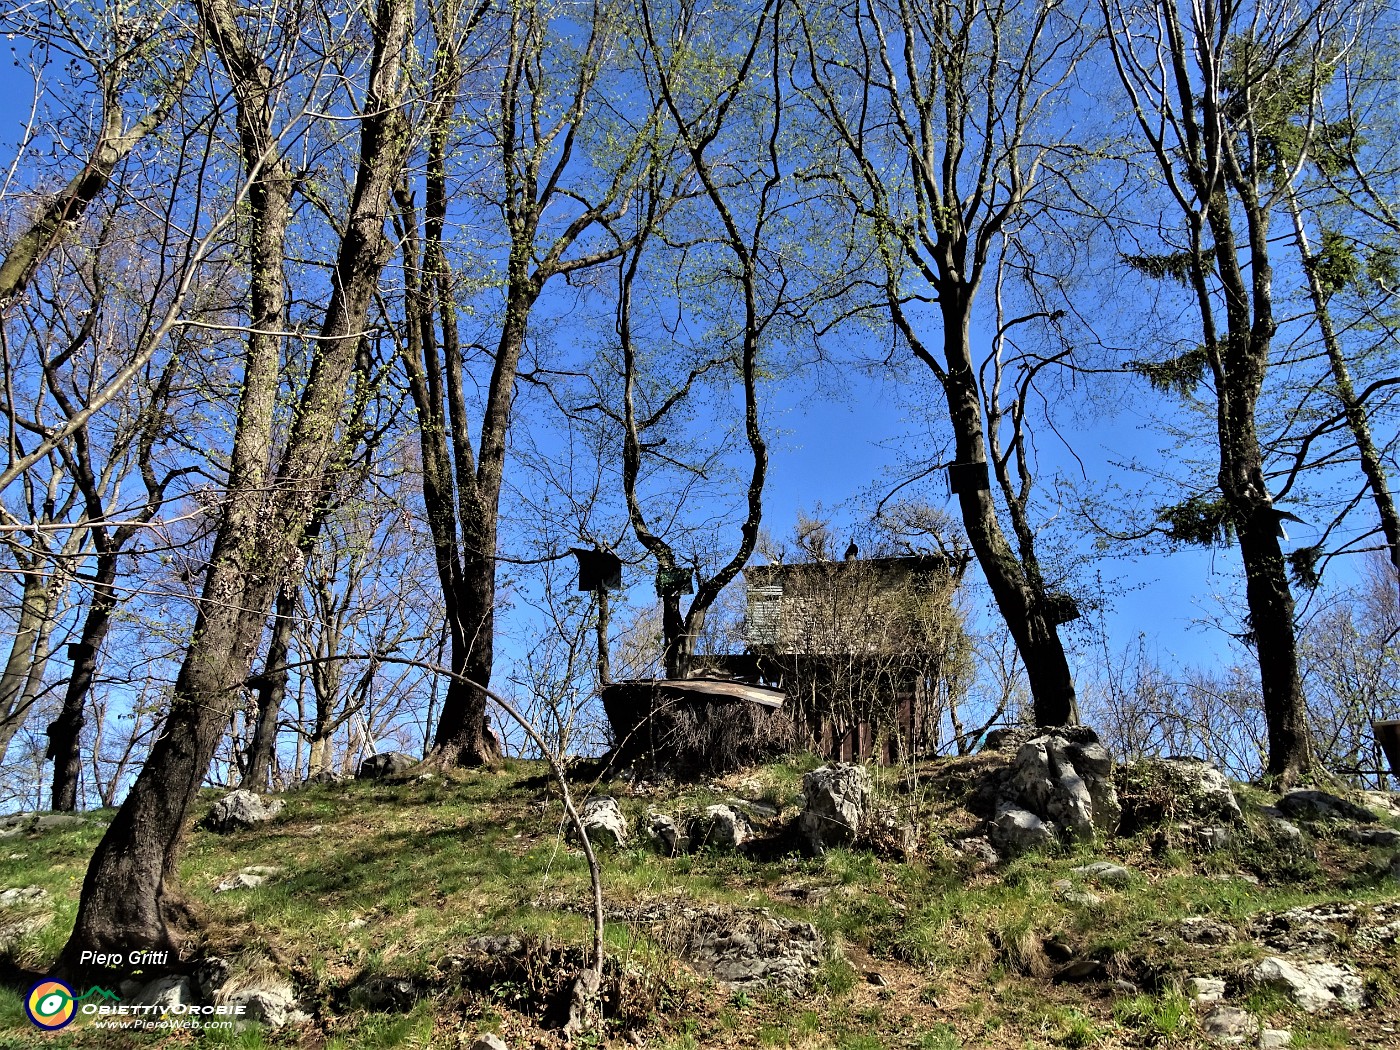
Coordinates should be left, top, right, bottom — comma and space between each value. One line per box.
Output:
1, 754, 1398, 1050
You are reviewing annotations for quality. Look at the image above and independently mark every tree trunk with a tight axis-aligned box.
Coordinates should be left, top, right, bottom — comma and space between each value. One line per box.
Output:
243, 586, 296, 790
1285, 189, 1400, 578
0, 570, 56, 763
941, 303, 1076, 728
46, 552, 120, 810
0, 52, 197, 302
59, 0, 412, 970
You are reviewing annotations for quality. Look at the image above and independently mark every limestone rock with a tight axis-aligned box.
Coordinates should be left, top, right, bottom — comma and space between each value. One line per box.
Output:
194, 958, 231, 1001
575, 796, 628, 848
1072, 861, 1133, 885
953, 835, 1000, 864
1361, 790, 1400, 819
203, 790, 285, 833
563, 968, 601, 1036
32, 814, 90, 831
1341, 826, 1400, 848
1277, 789, 1376, 824
225, 979, 308, 1026
644, 811, 686, 855
214, 872, 266, 894
990, 804, 1057, 856
1118, 756, 1241, 832
684, 911, 824, 992
689, 804, 749, 851
1260, 1030, 1292, 1049
356, 752, 416, 779
798, 763, 871, 853
1177, 917, 1237, 945
470, 1035, 509, 1050
1249, 904, 1354, 953
300, 769, 351, 787
1259, 812, 1305, 844
1001, 728, 1120, 843
0, 886, 48, 907
0, 889, 53, 951
1189, 976, 1226, 1002
128, 976, 197, 1014
1193, 824, 1234, 851
1201, 1005, 1260, 1045
348, 974, 419, 1011
1251, 957, 1363, 1012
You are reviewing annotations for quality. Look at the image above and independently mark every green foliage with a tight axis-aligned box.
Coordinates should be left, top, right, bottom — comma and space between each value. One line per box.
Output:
1122, 250, 1205, 285
1305, 230, 1363, 299
1112, 990, 1197, 1044
917, 1024, 960, 1050
1156, 493, 1234, 546
1288, 544, 1323, 589
1127, 345, 1212, 396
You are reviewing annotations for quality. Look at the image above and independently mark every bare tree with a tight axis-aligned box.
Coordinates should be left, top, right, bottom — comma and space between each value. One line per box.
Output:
61, 0, 415, 964
794, 0, 1096, 726
397, 0, 671, 767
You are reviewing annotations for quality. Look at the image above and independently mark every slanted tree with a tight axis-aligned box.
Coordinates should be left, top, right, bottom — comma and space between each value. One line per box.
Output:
1099, 0, 1360, 781
794, 0, 1095, 725
59, 0, 414, 964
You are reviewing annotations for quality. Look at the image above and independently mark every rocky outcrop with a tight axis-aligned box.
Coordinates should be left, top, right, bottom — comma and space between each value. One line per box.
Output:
214, 865, 283, 894
202, 790, 285, 833
683, 910, 825, 993
224, 979, 309, 1026
798, 763, 871, 854
988, 728, 1119, 854
356, 752, 416, 779
1277, 790, 1377, 825
991, 805, 1057, 856
0, 885, 53, 951
127, 976, 197, 1013
575, 797, 628, 848
1117, 756, 1241, 833
1251, 957, 1363, 1012
644, 811, 686, 856
1200, 1004, 1259, 1045
689, 805, 749, 851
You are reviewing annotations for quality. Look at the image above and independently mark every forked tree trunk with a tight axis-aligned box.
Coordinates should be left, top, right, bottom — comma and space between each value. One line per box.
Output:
941, 306, 1077, 728
59, 0, 411, 969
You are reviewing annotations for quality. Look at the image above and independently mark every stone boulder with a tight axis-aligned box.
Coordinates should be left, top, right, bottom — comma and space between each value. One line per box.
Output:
203, 790, 284, 833
684, 911, 825, 993
1201, 1004, 1259, 1045
996, 727, 1120, 847
1277, 789, 1376, 825
0, 885, 53, 951
689, 805, 749, 851
1117, 756, 1241, 833
1250, 957, 1363, 1012
798, 763, 871, 854
356, 752, 416, 779
300, 769, 351, 788
990, 805, 1058, 856
224, 979, 309, 1027
127, 976, 197, 1015
574, 796, 628, 848
347, 974, 421, 1012
644, 811, 687, 856
1341, 826, 1400, 848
